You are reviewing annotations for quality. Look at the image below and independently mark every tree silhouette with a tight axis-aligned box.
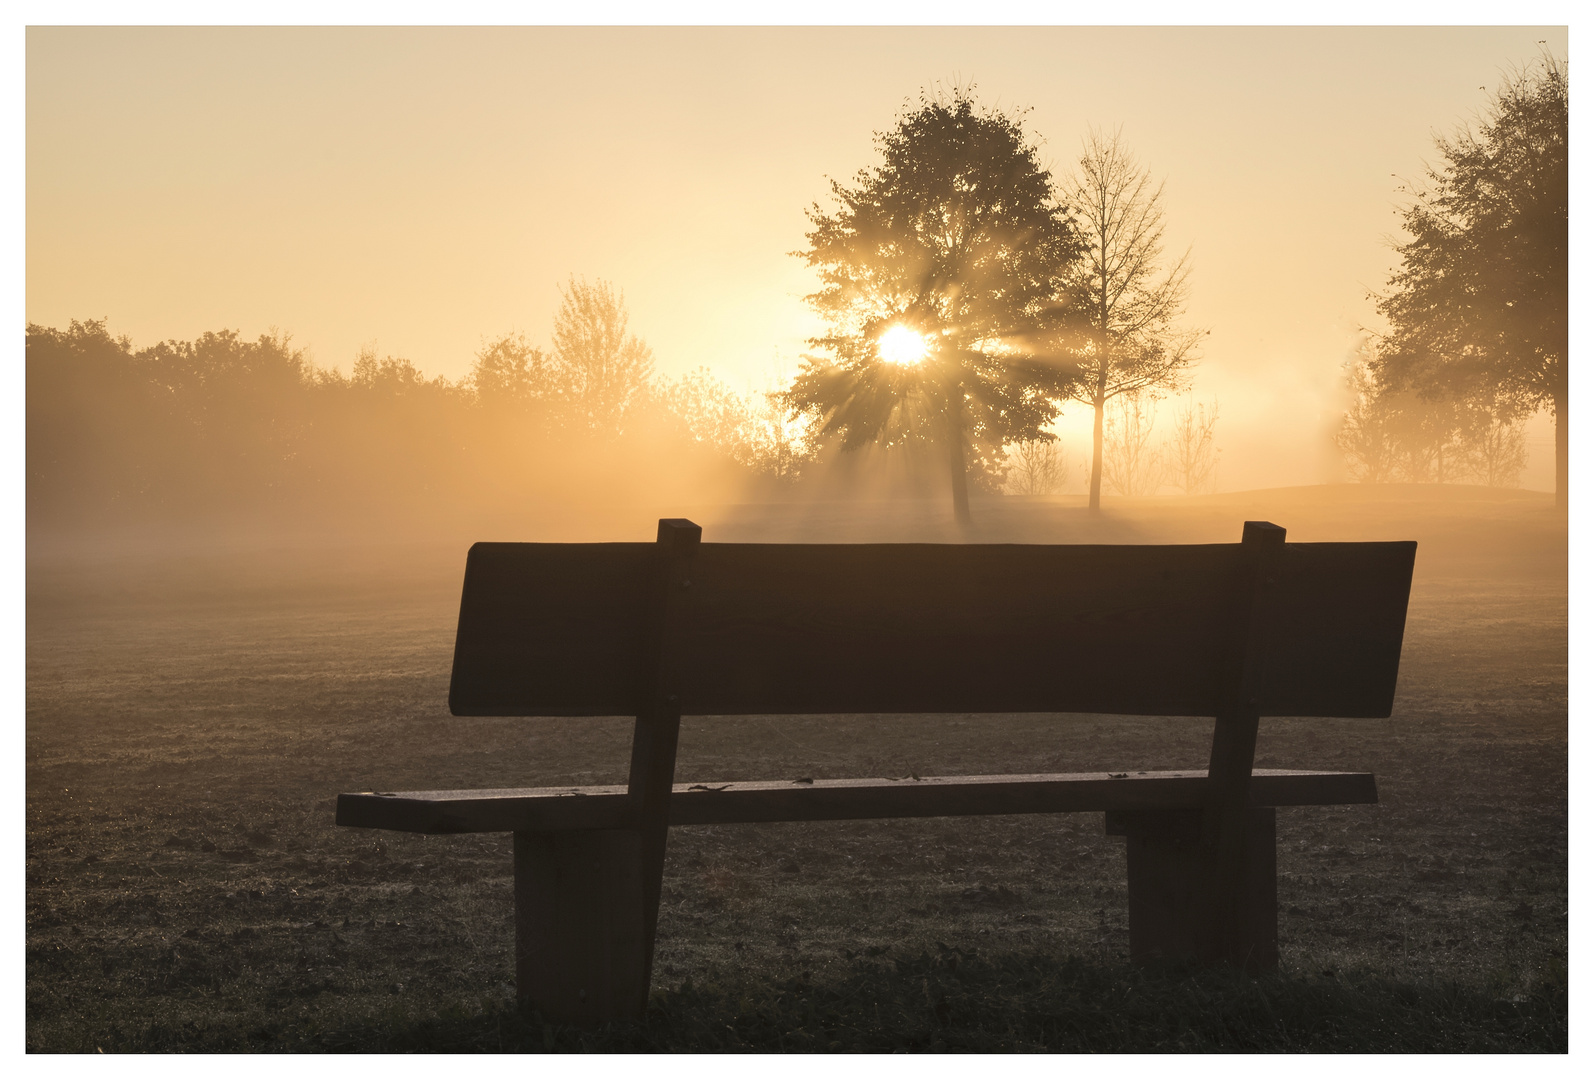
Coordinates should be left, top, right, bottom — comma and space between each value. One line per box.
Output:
1166, 394, 1220, 495
1338, 345, 1526, 487
1004, 437, 1065, 496
786, 89, 1082, 523
1373, 54, 1567, 506
1057, 128, 1200, 510
550, 277, 655, 436
1101, 393, 1164, 497
471, 332, 555, 412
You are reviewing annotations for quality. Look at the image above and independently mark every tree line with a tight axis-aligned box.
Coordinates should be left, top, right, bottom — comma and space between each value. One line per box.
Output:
1339, 54, 1565, 503
30, 64, 1564, 528
26, 279, 808, 529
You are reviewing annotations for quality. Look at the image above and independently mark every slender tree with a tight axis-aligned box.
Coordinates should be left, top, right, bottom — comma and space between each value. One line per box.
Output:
1373, 54, 1567, 506
787, 89, 1083, 523
1166, 394, 1220, 495
550, 276, 655, 435
1005, 436, 1066, 496
1101, 392, 1165, 497
1058, 128, 1200, 510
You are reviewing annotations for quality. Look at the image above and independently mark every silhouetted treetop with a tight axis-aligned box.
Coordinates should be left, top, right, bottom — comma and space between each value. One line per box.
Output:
803, 91, 1079, 345
789, 88, 1085, 522
551, 276, 655, 435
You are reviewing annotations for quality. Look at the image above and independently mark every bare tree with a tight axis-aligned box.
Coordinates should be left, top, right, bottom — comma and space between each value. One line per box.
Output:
1004, 437, 1066, 495
551, 277, 654, 435
1337, 353, 1400, 483
1166, 394, 1219, 494
1101, 393, 1164, 497
1059, 128, 1201, 509
1475, 415, 1527, 487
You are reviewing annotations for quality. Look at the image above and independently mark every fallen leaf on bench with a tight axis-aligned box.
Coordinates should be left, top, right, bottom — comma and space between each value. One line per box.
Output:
793, 777, 813, 785
687, 784, 730, 792
1108, 773, 1129, 779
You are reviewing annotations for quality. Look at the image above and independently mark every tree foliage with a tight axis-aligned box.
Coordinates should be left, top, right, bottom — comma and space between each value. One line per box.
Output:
786, 89, 1084, 521
662, 367, 815, 482
550, 276, 656, 435
1372, 54, 1566, 504
26, 304, 803, 531
470, 332, 554, 411
1338, 347, 1526, 488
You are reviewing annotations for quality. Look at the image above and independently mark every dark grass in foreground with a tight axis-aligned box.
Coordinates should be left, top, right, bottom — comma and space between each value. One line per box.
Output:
85, 950, 1567, 1053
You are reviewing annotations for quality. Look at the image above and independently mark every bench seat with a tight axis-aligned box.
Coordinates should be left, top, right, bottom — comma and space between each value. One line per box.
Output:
337, 768, 1376, 834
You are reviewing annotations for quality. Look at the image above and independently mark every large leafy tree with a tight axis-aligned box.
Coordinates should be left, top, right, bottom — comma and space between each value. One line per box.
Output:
787, 90, 1083, 523
1373, 55, 1567, 507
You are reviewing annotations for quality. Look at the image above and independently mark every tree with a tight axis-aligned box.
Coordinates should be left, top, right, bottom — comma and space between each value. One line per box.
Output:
1101, 392, 1164, 497
471, 332, 555, 411
1476, 415, 1528, 488
1337, 345, 1524, 487
550, 276, 655, 435
1057, 128, 1200, 510
1337, 354, 1402, 484
786, 89, 1084, 523
1373, 54, 1567, 506
1166, 394, 1220, 494
1004, 436, 1066, 496
663, 367, 815, 481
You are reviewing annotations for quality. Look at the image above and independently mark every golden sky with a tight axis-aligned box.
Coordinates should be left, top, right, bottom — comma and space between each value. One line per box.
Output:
26, 25, 1567, 492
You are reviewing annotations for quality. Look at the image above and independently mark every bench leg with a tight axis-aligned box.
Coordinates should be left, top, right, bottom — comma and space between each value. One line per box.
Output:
1106, 807, 1277, 973
513, 829, 650, 1023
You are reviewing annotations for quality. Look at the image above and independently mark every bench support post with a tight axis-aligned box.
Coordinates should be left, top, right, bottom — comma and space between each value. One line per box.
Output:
1107, 807, 1277, 972
514, 829, 649, 1023
1200, 521, 1285, 966
515, 518, 701, 1025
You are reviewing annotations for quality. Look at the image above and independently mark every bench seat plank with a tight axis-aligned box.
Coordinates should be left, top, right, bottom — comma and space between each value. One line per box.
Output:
336, 769, 1376, 835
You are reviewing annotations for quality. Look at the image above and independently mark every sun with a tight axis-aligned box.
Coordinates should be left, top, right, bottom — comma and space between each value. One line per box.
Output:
878, 325, 929, 366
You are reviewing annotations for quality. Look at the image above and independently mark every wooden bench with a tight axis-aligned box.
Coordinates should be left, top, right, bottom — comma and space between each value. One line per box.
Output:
337, 518, 1415, 1024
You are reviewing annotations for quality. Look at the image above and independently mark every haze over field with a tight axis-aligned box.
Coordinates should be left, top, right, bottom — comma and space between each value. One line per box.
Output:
24, 24, 1570, 1051
27, 25, 1565, 497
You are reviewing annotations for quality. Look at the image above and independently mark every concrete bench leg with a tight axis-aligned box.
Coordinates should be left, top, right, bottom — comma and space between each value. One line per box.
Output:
1106, 807, 1278, 973
513, 829, 650, 1023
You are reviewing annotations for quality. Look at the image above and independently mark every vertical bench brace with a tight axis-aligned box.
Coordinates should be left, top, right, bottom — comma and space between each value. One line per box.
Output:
1112, 520, 1286, 971
512, 519, 700, 1022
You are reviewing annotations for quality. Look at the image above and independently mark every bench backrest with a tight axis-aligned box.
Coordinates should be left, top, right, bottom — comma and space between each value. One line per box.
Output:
448, 529, 1416, 720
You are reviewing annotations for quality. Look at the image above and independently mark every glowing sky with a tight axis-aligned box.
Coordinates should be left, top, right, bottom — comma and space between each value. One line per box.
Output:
26, 26, 1567, 491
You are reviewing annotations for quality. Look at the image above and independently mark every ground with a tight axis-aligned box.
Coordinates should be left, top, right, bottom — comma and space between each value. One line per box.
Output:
24, 485, 1567, 1051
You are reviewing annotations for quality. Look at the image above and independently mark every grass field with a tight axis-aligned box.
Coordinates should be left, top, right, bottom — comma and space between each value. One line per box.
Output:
24, 485, 1567, 1052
